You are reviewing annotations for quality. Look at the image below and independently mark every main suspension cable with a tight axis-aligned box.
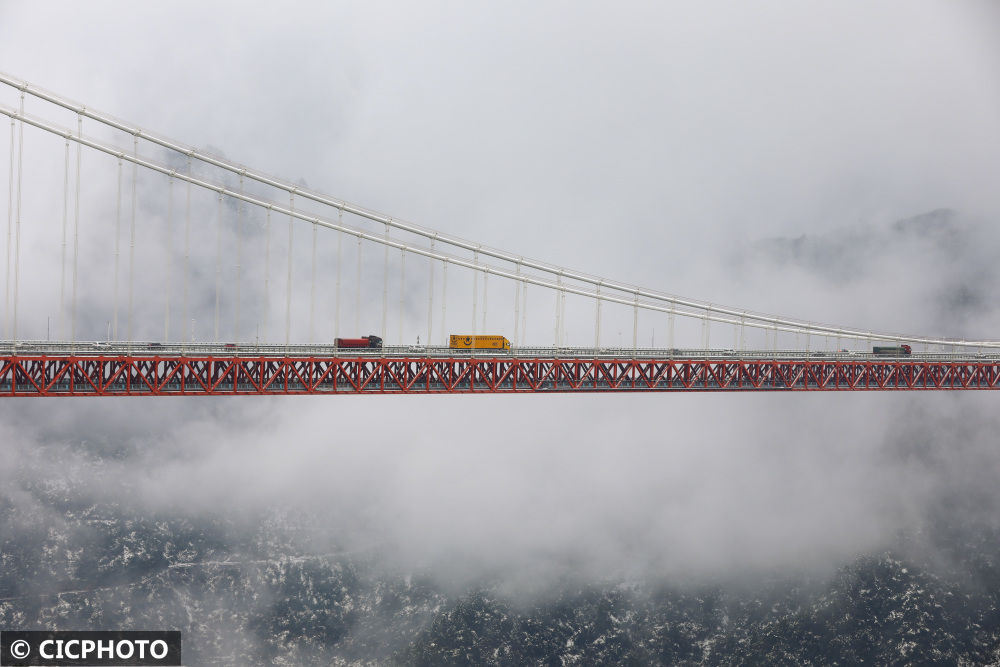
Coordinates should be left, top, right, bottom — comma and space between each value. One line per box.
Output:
3, 98, 997, 349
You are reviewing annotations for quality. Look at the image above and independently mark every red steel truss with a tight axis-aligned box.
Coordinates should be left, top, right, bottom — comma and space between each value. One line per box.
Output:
1, 354, 999, 396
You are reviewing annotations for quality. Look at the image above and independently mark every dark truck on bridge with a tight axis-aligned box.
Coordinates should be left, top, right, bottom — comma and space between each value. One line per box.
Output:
873, 344, 912, 356
334, 335, 383, 349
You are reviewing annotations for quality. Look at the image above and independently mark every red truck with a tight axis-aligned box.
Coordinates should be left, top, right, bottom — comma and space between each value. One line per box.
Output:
334, 335, 383, 349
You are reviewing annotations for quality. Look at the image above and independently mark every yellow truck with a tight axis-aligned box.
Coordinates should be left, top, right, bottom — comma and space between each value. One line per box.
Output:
448, 335, 511, 350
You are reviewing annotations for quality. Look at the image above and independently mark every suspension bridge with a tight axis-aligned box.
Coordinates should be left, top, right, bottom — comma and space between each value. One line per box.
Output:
1, 72, 998, 397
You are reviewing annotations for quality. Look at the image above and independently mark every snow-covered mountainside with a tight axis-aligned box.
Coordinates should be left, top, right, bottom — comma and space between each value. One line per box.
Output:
2, 494, 999, 664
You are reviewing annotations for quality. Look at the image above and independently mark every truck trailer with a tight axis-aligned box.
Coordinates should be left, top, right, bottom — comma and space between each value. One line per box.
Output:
448, 335, 511, 350
872, 344, 912, 356
335, 335, 383, 349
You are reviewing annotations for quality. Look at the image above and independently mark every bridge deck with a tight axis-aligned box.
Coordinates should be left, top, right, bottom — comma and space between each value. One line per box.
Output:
1, 350, 998, 396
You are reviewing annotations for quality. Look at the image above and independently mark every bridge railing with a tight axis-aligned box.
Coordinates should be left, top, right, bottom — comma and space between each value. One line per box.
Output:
2, 340, 999, 362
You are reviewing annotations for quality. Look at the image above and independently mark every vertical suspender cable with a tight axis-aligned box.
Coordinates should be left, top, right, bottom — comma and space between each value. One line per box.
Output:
699, 306, 707, 349
560, 283, 567, 346
555, 273, 563, 347
381, 223, 389, 341
335, 208, 342, 340
4, 115, 13, 339
285, 191, 294, 346
481, 268, 488, 333
127, 135, 137, 345
520, 280, 527, 347
472, 248, 479, 335
183, 155, 191, 342
705, 305, 712, 349
12, 91, 23, 343
594, 282, 601, 348
262, 206, 272, 343
165, 173, 173, 342
214, 190, 222, 343
71, 114, 81, 344
632, 292, 639, 353
234, 172, 244, 342
113, 158, 122, 339
398, 247, 405, 344
59, 136, 69, 340
514, 260, 522, 348
668, 306, 675, 350
441, 259, 448, 345
355, 234, 362, 334
426, 239, 435, 346
309, 218, 317, 344
4, 118, 12, 340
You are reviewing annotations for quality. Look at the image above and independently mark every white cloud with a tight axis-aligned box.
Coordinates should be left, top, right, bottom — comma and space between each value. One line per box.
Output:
0, 0, 998, 587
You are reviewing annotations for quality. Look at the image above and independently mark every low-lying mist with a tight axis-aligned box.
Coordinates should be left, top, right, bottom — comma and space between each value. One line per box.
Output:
3, 210, 1000, 600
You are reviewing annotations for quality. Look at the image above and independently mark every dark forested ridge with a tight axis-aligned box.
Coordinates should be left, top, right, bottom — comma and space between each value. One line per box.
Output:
3, 489, 999, 665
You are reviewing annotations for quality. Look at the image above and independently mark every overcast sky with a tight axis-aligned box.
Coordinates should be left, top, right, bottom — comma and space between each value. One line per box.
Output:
3, 1, 998, 293
1, 1, 999, 587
